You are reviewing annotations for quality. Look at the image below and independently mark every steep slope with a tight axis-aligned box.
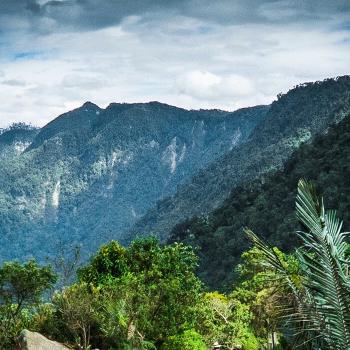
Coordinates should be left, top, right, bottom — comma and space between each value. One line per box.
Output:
0, 123, 39, 155
169, 112, 350, 290
0, 102, 267, 262
128, 76, 350, 242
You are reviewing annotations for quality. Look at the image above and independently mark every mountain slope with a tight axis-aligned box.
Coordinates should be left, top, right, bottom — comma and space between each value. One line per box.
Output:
0, 123, 39, 155
169, 112, 350, 290
0, 102, 267, 262
128, 76, 350, 243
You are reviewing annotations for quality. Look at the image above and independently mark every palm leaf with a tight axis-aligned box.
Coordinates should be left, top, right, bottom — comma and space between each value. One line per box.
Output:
245, 229, 322, 349
295, 179, 350, 349
245, 180, 350, 349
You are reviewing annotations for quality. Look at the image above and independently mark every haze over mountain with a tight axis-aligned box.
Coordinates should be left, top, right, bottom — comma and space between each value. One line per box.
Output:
0, 101, 266, 262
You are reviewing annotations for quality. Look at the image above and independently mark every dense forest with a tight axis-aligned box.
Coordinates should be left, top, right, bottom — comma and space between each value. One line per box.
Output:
129, 76, 350, 242
0, 102, 266, 263
1, 181, 349, 350
169, 112, 350, 290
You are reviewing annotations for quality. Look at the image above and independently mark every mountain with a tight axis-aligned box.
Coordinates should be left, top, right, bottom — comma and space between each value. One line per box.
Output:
0, 102, 267, 262
168, 111, 350, 290
127, 76, 350, 243
0, 123, 39, 155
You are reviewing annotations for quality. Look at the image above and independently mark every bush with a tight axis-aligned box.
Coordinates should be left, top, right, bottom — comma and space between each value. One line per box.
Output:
241, 332, 260, 350
161, 330, 207, 350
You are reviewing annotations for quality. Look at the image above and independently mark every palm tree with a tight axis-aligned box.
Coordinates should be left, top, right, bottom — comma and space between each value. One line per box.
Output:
246, 180, 350, 349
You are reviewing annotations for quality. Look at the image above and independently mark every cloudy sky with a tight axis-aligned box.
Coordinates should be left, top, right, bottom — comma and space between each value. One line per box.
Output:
0, 0, 349, 127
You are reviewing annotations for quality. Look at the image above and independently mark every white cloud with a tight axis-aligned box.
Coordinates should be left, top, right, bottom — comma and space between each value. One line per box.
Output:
177, 70, 255, 100
0, 5, 349, 127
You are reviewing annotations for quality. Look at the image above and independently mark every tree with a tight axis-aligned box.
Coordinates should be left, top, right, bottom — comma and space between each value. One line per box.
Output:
77, 240, 128, 285
247, 180, 350, 349
47, 241, 82, 289
52, 283, 99, 350
197, 291, 260, 350
0, 260, 57, 348
232, 246, 300, 349
78, 237, 202, 348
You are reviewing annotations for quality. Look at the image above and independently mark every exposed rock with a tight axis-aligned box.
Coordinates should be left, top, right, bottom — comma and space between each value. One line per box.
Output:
20, 330, 70, 350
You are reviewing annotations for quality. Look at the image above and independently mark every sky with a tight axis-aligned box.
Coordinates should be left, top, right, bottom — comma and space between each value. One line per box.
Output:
0, 0, 350, 127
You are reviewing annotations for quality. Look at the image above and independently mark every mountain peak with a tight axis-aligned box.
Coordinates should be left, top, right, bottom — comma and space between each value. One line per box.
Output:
81, 101, 100, 110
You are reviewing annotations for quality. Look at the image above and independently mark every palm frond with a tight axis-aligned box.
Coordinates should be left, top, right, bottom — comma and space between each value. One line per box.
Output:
245, 179, 350, 349
296, 180, 350, 350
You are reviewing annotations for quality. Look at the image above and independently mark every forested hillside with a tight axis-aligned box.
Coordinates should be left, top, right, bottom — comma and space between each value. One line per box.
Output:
1, 183, 349, 350
128, 76, 350, 243
1, 77, 350, 350
0, 123, 38, 155
0, 102, 266, 262
169, 112, 350, 290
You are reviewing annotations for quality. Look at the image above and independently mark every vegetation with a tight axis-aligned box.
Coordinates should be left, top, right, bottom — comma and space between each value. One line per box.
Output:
0, 102, 265, 264
246, 180, 350, 349
1, 76, 350, 349
130, 76, 350, 242
0, 260, 57, 347
169, 111, 350, 290
2, 77, 350, 269
0, 236, 286, 349
0, 180, 350, 349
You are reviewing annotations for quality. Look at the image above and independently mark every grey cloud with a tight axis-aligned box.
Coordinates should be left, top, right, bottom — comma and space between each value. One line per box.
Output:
1, 79, 27, 86
0, 1, 37, 14
0, 0, 349, 127
0, 0, 186, 34
62, 74, 109, 89
1, 0, 350, 35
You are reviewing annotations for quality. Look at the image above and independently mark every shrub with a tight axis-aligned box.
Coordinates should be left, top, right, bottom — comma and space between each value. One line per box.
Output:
161, 330, 207, 350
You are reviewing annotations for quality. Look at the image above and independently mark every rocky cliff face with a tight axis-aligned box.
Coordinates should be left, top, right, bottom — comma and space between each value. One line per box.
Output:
0, 102, 267, 261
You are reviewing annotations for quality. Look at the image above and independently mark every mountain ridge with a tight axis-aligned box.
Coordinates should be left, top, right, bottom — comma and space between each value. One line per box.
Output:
0, 101, 267, 262
1, 76, 350, 265
127, 76, 350, 243
168, 111, 350, 290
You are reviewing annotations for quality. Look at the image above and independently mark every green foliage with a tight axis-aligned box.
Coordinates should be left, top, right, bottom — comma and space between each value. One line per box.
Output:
3, 176, 350, 349
0, 260, 57, 306
0, 102, 266, 265
134, 76, 350, 243
51, 283, 100, 349
109, 239, 200, 345
230, 247, 297, 350
295, 180, 350, 349
241, 333, 260, 350
78, 240, 128, 284
246, 180, 350, 349
0, 260, 57, 348
170, 110, 350, 290
196, 291, 258, 349
58, 237, 201, 349
161, 330, 207, 350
